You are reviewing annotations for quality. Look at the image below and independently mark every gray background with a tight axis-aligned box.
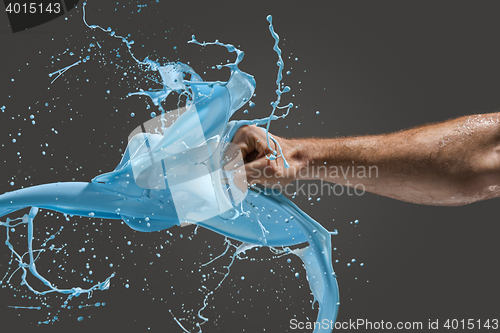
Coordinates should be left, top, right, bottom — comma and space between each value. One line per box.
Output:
0, 1, 499, 332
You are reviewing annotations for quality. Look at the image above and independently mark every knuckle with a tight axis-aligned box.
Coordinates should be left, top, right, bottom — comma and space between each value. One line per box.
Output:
239, 125, 251, 135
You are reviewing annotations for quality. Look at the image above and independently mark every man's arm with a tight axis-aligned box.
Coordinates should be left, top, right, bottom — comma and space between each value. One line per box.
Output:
231, 113, 500, 206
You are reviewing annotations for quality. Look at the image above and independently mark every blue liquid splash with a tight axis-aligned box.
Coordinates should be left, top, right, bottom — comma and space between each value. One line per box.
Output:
264, 15, 294, 167
0, 5, 339, 332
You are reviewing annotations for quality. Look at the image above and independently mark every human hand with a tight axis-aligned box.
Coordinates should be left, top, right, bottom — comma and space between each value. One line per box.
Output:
226, 125, 303, 189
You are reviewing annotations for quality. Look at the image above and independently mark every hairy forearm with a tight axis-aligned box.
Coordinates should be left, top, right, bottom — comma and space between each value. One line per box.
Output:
287, 113, 500, 205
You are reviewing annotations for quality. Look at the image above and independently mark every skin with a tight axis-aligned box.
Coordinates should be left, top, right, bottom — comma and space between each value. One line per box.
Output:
229, 113, 500, 206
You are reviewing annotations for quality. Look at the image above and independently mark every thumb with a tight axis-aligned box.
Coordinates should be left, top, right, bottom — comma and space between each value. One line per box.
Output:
244, 156, 275, 186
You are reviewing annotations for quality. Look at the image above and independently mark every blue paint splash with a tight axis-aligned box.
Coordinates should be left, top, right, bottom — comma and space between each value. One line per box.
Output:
264, 15, 294, 167
0, 5, 339, 332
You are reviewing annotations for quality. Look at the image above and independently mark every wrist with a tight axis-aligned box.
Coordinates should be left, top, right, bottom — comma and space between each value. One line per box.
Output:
285, 138, 317, 181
